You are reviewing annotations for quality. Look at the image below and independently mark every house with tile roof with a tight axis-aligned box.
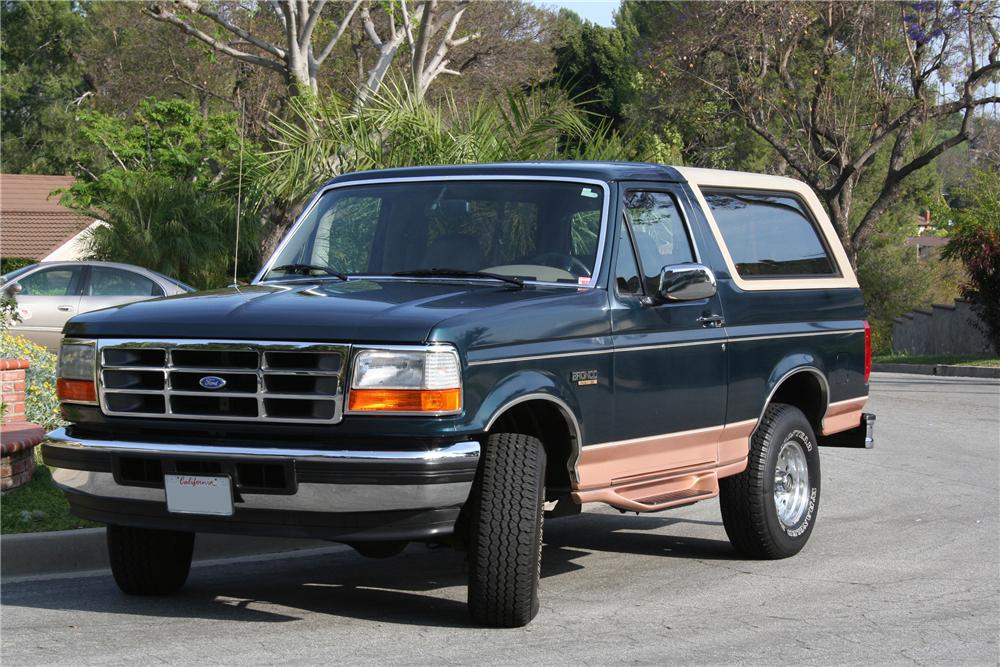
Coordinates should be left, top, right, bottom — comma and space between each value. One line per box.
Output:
0, 174, 103, 262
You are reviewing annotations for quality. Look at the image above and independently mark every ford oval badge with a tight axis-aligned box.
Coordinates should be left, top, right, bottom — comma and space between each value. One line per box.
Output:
199, 376, 227, 391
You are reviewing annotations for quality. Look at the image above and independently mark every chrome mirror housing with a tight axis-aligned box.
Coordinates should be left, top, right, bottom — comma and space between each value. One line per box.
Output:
656, 263, 717, 302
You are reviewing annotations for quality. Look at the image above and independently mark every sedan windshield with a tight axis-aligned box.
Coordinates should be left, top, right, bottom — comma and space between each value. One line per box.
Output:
263, 180, 606, 285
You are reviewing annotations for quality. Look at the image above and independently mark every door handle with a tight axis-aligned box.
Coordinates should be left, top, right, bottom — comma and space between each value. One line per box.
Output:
57, 305, 73, 312
697, 314, 724, 328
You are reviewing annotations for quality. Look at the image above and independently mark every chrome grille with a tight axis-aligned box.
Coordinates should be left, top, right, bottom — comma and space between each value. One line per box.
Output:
97, 340, 350, 424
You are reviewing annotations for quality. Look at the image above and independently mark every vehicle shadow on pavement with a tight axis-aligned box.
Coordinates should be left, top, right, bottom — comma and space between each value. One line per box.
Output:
544, 511, 737, 562
2, 512, 736, 628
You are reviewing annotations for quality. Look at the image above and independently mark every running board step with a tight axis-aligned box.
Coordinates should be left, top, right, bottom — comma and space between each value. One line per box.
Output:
635, 487, 711, 506
573, 472, 720, 512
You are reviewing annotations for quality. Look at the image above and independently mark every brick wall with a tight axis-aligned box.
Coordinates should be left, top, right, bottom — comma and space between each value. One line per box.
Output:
1, 359, 29, 423
1, 359, 44, 492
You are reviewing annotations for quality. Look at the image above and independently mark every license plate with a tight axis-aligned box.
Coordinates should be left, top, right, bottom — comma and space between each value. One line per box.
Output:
164, 474, 234, 516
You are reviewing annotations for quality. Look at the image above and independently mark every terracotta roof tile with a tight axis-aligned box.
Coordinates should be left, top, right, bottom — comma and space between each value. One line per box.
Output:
0, 174, 94, 261
0, 174, 76, 212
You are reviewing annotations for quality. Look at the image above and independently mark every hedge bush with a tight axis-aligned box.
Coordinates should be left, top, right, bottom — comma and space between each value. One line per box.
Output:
0, 334, 64, 430
0, 257, 36, 275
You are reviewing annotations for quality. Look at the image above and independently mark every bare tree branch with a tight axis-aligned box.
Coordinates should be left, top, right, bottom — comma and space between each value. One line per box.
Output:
173, 0, 285, 58
146, 3, 286, 74
315, 0, 363, 65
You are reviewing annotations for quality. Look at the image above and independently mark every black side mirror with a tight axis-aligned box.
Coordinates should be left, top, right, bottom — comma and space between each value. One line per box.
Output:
656, 263, 717, 302
3, 282, 23, 296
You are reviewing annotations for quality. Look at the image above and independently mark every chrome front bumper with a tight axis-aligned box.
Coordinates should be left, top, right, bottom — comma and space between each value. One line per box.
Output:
44, 428, 480, 514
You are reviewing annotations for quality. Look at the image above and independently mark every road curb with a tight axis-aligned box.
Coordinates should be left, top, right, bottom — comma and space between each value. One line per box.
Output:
872, 363, 1000, 378
1, 527, 332, 580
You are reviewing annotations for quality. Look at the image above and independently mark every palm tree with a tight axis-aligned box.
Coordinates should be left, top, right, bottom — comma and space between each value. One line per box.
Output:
246, 83, 659, 257
79, 173, 260, 289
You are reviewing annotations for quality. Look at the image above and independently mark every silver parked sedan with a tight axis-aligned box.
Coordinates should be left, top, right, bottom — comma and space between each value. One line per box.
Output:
1, 261, 195, 351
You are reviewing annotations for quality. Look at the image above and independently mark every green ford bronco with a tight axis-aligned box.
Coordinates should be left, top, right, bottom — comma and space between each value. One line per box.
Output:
44, 162, 874, 627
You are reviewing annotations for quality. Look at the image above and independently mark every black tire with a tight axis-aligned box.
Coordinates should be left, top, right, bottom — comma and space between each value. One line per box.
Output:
719, 403, 821, 559
467, 432, 546, 628
107, 525, 195, 595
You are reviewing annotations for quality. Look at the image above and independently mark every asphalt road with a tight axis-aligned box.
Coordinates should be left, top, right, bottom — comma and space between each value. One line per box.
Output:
3, 373, 998, 665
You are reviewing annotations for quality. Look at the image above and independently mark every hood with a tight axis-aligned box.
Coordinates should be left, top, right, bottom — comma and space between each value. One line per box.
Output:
63, 278, 601, 344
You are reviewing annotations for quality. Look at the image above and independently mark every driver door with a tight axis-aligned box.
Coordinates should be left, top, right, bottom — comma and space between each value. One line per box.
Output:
608, 184, 728, 479
9, 264, 85, 351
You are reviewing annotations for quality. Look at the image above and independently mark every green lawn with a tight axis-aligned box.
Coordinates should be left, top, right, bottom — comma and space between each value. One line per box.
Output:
874, 354, 1000, 368
1, 464, 100, 534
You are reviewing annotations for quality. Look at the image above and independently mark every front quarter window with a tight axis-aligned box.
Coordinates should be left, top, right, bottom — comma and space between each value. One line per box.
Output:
264, 180, 606, 286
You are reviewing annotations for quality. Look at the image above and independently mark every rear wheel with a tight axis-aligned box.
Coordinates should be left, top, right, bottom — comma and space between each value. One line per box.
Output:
467, 432, 546, 628
107, 525, 194, 595
719, 403, 821, 559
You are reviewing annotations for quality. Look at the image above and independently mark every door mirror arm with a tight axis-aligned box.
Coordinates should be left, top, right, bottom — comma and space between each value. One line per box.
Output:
3, 282, 23, 297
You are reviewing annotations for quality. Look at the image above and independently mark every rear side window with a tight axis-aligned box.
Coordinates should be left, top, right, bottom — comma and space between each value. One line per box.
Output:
703, 191, 836, 278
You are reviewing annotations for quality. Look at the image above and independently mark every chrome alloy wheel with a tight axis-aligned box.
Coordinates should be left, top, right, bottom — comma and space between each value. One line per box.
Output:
773, 439, 810, 528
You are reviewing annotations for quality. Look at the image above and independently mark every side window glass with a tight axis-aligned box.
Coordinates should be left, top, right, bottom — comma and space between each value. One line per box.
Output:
624, 191, 696, 293
615, 217, 642, 296
17, 267, 80, 296
89, 268, 158, 297
703, 191, 836, 277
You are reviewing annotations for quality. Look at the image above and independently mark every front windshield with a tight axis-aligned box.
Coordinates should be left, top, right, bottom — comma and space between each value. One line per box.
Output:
264, 180, 606, 285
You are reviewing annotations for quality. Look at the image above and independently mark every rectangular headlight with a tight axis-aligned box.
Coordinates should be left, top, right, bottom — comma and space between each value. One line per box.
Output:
58, 342, 96, 380
349, 346, 461, 413
57, 340, 97, 404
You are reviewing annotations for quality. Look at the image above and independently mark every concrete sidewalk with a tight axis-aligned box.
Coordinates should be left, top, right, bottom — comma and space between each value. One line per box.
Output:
1, 528, 337, 581
872, 362, 1000, 378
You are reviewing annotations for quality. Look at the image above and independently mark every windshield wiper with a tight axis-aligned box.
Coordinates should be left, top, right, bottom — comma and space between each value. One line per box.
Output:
392, 268, 524, 287
268, 263, 347, 280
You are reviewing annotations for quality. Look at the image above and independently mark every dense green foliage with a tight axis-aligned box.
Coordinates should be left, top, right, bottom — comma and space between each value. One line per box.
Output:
0, 257, 36, 275
70, 99, 243, 191
0, 0, 93, 174
551, 10, 637, 128
0, 335, 64, 430
55, 99, 260, 288
941, 171, 1000, 353
71, 173, 258, 289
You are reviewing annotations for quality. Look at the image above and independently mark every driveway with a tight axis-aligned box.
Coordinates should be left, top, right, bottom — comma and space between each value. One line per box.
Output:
2, 373, 998, 665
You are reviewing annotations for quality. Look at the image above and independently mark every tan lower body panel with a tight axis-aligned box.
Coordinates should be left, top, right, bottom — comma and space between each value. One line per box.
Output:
821, 397, 868, 436
572, 393, 867, 513
572, 419, 756, 512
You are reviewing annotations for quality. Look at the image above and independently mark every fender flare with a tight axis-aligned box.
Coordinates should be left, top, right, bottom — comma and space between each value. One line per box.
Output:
754, 359, 830, 437
474, 370, 585, 483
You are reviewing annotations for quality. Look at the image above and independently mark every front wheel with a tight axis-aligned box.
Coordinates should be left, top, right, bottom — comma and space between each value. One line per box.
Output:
107, 525, 194, 595
467, 432, 546, 628
719, 403, 821, 559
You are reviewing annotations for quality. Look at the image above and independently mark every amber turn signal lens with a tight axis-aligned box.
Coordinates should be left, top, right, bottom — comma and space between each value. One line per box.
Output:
348, 388, 461, 413
57, 378, 97, 403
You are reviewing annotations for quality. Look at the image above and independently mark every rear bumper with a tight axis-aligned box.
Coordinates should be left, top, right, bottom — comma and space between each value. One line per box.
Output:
44, 427, 480, 542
